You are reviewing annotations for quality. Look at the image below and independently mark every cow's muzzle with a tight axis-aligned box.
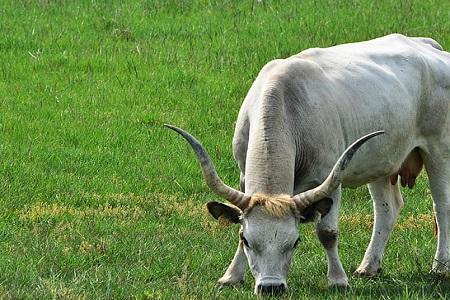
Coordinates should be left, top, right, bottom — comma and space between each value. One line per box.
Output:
256, 282, 287, 294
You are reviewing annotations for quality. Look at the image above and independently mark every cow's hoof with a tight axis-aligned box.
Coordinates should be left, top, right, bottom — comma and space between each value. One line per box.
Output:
328, 277, 349, 289
216, 277, 243, 288
430, 267, 450, 278
430, 271, 450, 279
431, 259, 450, 277
353, 266, 382, 278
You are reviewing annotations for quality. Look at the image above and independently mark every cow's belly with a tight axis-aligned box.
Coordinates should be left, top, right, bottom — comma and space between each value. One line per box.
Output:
342, 147, 424, 188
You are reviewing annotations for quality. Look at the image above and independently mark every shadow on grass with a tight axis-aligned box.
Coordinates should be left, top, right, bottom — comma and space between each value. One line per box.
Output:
328, 272, 450, 299
247, 271, 450, 299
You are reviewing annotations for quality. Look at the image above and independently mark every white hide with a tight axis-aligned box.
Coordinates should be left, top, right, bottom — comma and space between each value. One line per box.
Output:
221, 34, 450, 291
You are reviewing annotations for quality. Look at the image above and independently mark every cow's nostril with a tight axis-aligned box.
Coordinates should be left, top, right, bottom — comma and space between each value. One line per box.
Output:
257, 283, 286, 294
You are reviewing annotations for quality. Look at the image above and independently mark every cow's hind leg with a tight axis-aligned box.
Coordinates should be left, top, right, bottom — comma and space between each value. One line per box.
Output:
316, 188, 349, 287
354, 177, 403, 277
423, 155, 450, 274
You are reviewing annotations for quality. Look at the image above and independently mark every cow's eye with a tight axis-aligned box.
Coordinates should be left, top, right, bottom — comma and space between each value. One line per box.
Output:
240, 232, 250, 248
293, 237, 300, 249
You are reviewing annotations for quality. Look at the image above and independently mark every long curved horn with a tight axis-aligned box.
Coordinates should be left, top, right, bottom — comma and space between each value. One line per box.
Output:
165, 124, 250, 209
293, 131, 384, 211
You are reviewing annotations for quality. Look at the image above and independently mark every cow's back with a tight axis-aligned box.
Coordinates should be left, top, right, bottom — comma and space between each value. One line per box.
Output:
234, 34, 450, 189
294, 34, 450, 186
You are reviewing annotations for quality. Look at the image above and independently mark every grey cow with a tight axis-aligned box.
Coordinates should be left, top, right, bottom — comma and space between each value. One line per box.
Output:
166, 34, 450, 294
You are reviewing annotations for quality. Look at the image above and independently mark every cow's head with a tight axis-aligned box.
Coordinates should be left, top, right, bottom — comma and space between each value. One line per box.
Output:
165, 124, 383, 294
207, 194, 332, 294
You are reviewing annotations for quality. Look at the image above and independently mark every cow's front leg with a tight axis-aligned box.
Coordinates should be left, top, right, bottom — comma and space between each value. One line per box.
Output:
217, 240, 247, 286
316, 189, 348, 287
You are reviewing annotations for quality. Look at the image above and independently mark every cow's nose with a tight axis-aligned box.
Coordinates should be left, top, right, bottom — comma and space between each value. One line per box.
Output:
256, 283, 286, 294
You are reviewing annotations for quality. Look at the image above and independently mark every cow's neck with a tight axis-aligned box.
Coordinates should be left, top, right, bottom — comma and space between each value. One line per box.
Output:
244, 96, 296, 196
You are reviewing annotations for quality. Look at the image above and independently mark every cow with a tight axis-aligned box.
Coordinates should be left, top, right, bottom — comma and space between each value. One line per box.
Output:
165, 34, 450, 294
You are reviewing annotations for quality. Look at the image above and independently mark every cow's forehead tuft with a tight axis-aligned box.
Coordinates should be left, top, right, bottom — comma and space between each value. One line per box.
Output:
244, 194, 297, 218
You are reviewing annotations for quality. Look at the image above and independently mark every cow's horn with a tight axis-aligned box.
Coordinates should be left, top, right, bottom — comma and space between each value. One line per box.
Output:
293, 131, 384, 211
165, 124, 250, 209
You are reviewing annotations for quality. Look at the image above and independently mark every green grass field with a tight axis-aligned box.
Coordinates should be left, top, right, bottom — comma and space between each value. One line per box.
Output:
1, 0, 450, 298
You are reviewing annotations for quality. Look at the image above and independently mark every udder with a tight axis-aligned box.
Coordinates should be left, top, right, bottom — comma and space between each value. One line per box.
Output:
389, 148, 423, 188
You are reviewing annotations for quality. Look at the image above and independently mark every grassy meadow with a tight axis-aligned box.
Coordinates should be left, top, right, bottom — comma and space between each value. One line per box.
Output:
1, 0, 450, 298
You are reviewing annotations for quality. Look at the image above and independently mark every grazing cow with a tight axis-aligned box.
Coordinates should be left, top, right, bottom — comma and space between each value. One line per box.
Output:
166, 34, 450, 294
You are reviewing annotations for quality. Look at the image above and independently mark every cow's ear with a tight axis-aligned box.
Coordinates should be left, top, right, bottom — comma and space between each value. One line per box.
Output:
299, 198, 333, 223
207, 201, 242, 224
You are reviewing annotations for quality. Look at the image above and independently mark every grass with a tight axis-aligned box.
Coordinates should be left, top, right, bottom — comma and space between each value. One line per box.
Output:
0, 0, 450, 298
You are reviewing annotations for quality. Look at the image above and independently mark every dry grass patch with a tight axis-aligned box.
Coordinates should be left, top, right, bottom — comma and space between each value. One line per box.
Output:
18, 202, 145, 222
341, 214, 374, 229
17, 193, 227, 233
82, 191, 147, 205
40, 278, 87, 300
78, 239, 109, 254
81, 191, 213, 219
145, 193, 234, 233
340, 213, 434, 231
398, 213, 434, 231
147, 193, 207, 218
0, 284, 14, 299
